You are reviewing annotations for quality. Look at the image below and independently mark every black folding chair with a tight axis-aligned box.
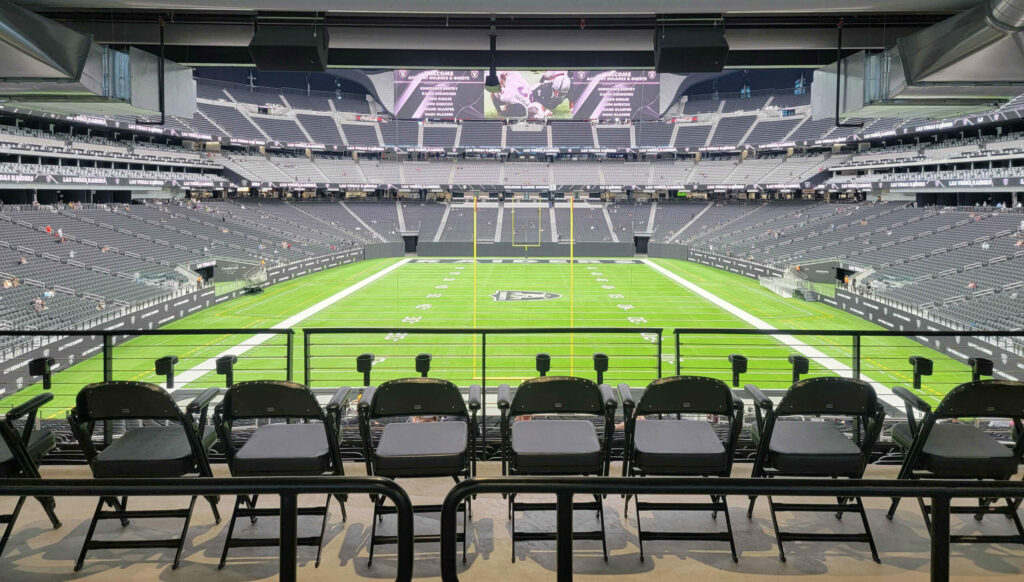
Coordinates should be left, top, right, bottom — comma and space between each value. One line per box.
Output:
887, 379, 1024, 546
358, 377, 479, 565
0, 392, 61, 558
619, 376, 744, 562
746, 376, 885, 563
213, 379, 351, 568
498, 375, 618, 562
67, 381, 220, 571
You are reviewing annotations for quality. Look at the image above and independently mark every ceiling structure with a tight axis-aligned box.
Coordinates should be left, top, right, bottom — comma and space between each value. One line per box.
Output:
11, 1, 978, 69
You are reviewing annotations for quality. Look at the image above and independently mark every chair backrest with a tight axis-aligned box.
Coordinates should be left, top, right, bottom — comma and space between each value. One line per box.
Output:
367, 378, 467, 419
74, 381, 181, 422
933, 380, 1024, 419
219, 380, 323, 421
636, 376, 734, 416
509, 376, 605, 417
775, 377, 878, 417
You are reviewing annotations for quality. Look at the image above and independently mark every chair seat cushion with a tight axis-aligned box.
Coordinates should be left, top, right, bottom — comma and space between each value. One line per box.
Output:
0, 430, 55, 477
233, 423, 335, 477
892, 422, 1017, 478
512, 419, 602, 475
374, 421, 468, 477
632, 419, 727, 475
766, 421, 864, 476
93, 426, 215, 478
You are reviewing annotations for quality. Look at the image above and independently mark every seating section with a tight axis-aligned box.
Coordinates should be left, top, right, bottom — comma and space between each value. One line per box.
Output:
458, 122, 502, 147
709, 116, 756, 147
252, 117, 308, 143
596, 126, 631, 148
422, 125, 458, 148
744, 118, 801, 144
674, 124, 712, 148
198, 103, 267, 141
635, 123, 675, 147
551, 122, 595, 147
297, 114, 344, 144
340, 123, 381, 147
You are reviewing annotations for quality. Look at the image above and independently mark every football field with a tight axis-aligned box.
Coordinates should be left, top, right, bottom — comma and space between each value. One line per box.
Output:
2, 256, 976, 418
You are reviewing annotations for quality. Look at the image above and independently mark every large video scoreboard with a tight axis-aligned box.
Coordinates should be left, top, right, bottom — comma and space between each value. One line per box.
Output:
394, 69, 659, 120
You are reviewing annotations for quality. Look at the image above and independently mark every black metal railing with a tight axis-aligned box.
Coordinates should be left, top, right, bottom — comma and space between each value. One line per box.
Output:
303, 327, 663, 452
0, 476, 413, 582
672, 328, 1024, 395
439, 476, 1024, 582
0, 328, 293, 395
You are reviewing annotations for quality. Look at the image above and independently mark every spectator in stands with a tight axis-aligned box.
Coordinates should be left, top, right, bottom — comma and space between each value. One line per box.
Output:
982, 242, 990, 250
2, 279, 11, 289
97, 300, 105, 311
101, 246, 108, 253
967, 281, 978, 290
69, 249, 75, 259
45, 225, 52, 235
18, 256, 27, 265
1016, 239, 1024, 248
43, 288, 54, 299
56, 227, 62, 239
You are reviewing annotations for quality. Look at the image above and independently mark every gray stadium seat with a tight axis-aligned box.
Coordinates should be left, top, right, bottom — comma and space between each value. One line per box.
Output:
0, 392, 61, 558
67, 381, 220, 571
887, 379, 1024, 547
358, 376, 479, 564
213, 380, 351, 568
620, 376, 744, 562
498, 375, 618, 562
746, 376, 885, 563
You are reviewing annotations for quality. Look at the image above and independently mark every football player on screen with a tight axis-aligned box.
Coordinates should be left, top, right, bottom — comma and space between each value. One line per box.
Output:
530, 71, 570, 113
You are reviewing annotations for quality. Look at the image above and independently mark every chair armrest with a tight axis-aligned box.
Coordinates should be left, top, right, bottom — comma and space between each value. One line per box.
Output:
616, 383, 635, 409
5, 393, 53, 421
497, 384, 512, 410
744, 384, 773, 410
185, 387, 220, 416
731, 391, 745, 413
326, 387, 353, 414
357, 386, 376, 412
893, 385, 932, 413
599, 384, 619, 412
467, 384, 482, 412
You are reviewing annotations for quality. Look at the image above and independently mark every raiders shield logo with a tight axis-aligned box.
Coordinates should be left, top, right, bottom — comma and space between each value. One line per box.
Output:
1002, 353, 1009, 365
491, 291, 562, 302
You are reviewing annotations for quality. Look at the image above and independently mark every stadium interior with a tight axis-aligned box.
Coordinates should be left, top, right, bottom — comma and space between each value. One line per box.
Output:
0, 1, 1024, 581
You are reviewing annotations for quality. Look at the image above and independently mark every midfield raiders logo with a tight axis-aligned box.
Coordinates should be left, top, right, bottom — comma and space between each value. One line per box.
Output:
491, 290, 562, 302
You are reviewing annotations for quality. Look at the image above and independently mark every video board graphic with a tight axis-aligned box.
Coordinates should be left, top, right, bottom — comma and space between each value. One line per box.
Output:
394, 70, 659, 120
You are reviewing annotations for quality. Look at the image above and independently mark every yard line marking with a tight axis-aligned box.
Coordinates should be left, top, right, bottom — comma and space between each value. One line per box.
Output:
643, 259, 901, 409
169, 258, 411, 391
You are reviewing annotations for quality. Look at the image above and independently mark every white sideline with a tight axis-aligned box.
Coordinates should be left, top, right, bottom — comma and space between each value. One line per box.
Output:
642, 259, 901, 408
169, 258, 411, 391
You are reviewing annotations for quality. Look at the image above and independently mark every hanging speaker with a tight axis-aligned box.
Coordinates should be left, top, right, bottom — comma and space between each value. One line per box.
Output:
249, 24, 329, 72
654, 26, 729, 73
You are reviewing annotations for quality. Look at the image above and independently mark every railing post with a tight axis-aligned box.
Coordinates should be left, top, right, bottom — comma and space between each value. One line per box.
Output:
930, 494, 950, 582
674, 331, 681, 376
556, 492, 574, 582
303, 330, 311, 387
285, 330, 294, 382
102, 334, 113, 382
102, 333, 113, 446
656, 329, 663, 378
280, 492, 298, 582
852, 334, 861, 380
481, 332, 487, 456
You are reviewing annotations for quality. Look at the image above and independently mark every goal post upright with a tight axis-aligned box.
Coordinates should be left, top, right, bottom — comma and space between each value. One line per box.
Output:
473, 194, 478, 378
570, 195, 575, 375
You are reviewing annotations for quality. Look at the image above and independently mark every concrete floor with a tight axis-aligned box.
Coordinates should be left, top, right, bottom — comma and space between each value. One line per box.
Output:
1, 463, 1022, 581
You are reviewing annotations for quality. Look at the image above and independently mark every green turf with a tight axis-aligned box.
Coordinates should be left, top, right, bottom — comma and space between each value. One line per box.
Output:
2, 256, 974, 419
